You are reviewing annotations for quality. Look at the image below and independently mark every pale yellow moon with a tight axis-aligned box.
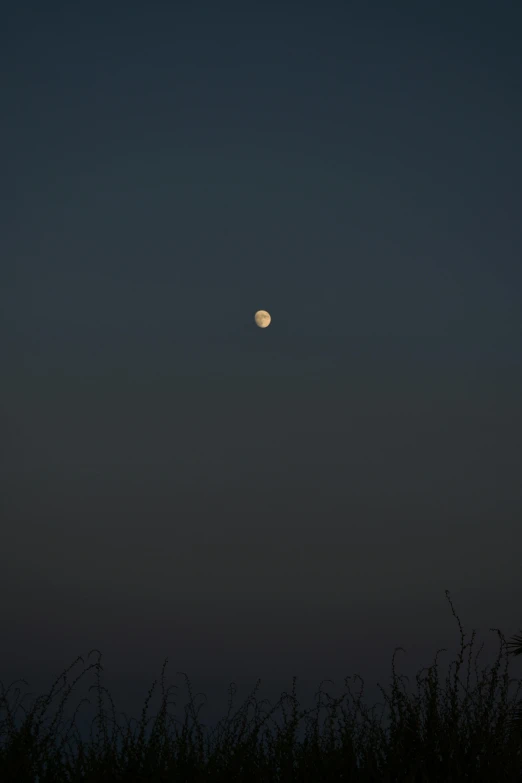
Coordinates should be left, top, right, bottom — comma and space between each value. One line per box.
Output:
254, 309, 271, 328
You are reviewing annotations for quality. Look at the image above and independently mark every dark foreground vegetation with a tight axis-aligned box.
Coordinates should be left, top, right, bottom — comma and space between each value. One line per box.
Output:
1, 590, 522, 782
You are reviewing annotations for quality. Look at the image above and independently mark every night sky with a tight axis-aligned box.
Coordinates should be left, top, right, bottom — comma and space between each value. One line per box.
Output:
2, 1, 522, 744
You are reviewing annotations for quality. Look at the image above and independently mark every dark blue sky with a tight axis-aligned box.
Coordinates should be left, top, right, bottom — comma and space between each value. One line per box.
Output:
2, 0, 522, 745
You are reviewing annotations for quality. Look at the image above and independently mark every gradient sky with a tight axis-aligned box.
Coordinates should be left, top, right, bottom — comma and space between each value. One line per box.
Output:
2, 0, 522, 749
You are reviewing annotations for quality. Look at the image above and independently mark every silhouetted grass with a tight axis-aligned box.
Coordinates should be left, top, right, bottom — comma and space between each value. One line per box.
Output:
1, 590, 522, 782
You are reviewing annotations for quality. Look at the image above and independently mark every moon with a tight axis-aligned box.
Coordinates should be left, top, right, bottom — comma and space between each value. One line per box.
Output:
254, 309, 271, 328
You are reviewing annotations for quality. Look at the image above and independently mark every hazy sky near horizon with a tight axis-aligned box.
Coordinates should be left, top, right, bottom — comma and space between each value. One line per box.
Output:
2, 0, 522, 744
